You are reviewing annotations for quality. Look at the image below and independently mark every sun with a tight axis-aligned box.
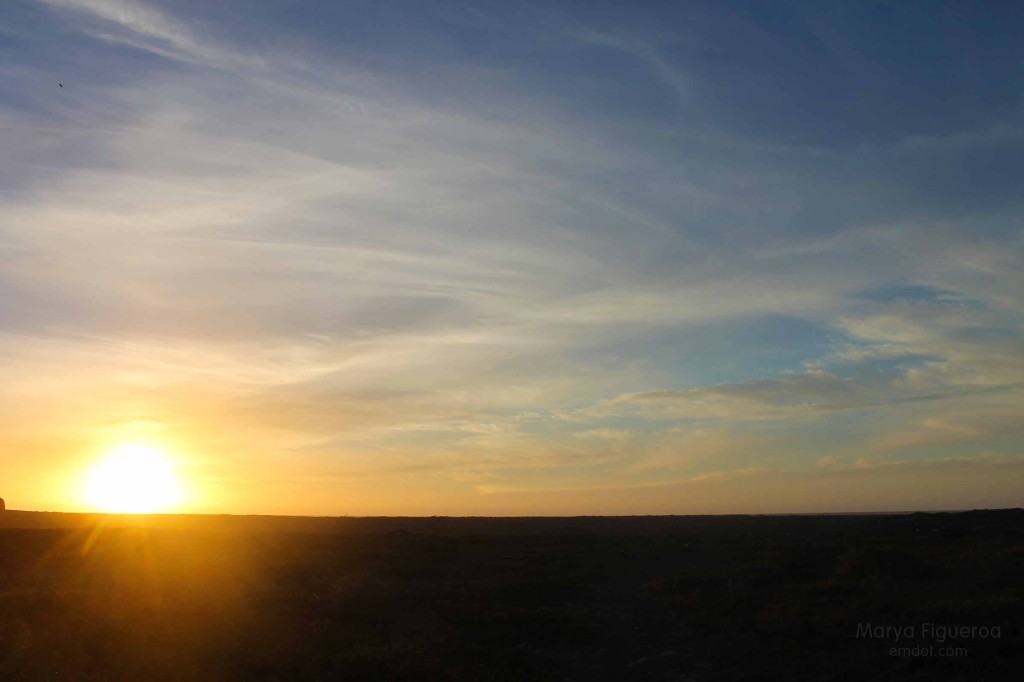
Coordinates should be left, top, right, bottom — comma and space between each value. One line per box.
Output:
83, 444, 185, 513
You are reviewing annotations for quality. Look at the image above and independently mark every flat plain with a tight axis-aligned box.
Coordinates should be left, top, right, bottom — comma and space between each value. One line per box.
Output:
1, 509, 1021, 680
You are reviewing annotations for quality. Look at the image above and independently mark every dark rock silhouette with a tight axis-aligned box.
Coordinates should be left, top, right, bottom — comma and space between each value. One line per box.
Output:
0, 497, 5, 511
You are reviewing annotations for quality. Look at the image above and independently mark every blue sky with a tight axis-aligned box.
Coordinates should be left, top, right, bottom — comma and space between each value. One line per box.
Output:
1, 0, 1022, 514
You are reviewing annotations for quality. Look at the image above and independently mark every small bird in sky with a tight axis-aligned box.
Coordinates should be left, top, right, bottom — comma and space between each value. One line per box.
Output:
59, 83, 63, 87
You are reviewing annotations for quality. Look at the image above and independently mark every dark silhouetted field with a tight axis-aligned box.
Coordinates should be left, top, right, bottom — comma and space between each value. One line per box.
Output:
1, 510, 1021, 680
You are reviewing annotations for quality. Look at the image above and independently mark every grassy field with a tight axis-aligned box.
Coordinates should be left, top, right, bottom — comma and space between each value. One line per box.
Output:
1, 510, 1021, 680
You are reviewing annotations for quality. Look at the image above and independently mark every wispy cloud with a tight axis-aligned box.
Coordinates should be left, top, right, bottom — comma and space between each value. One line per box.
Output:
36, 0, 255, 68
3, 0, 1023, 512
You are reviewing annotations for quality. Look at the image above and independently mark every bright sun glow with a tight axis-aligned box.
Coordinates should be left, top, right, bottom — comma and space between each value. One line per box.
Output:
83, 444, 185, 513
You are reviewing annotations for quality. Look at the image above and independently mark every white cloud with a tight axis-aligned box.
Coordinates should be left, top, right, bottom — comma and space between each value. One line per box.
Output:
37, 0, 253, 68
4, 1, 1024, 512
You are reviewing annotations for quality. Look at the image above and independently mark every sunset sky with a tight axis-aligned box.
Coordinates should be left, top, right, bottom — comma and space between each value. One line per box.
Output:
2, 0, 1022, 515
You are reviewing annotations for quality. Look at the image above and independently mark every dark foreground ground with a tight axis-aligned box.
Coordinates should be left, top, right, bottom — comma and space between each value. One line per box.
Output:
1, 510, 1021, 681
